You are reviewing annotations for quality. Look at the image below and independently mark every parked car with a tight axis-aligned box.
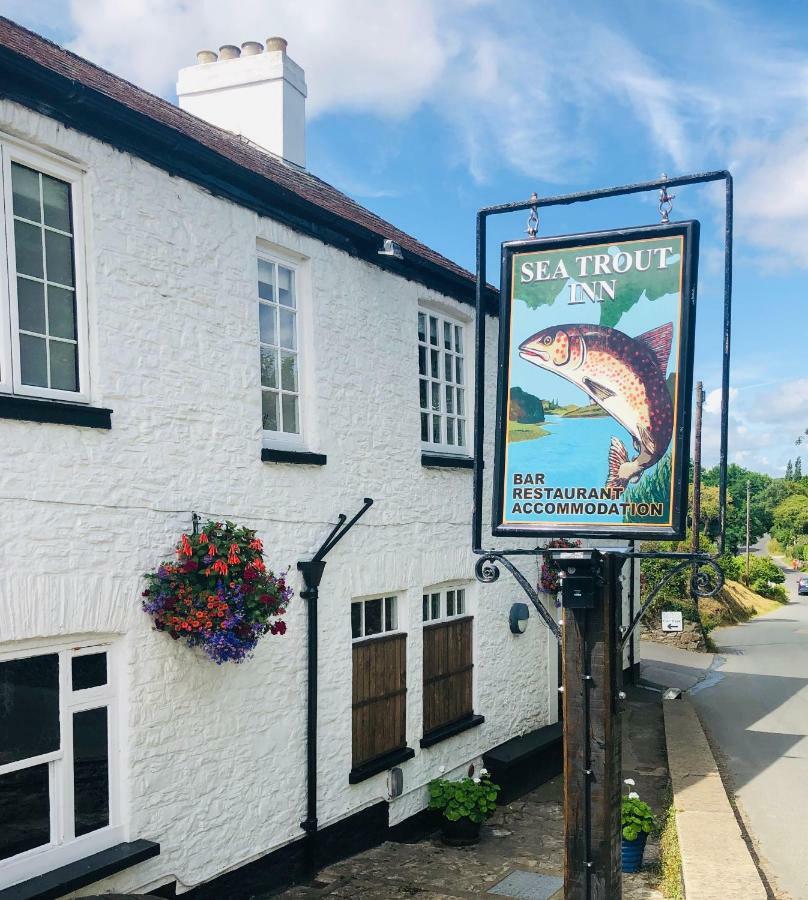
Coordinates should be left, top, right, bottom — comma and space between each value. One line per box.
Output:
798, 577, 808, 596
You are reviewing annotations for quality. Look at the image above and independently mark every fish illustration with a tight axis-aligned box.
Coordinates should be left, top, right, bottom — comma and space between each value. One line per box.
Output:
518, 322, 674, 493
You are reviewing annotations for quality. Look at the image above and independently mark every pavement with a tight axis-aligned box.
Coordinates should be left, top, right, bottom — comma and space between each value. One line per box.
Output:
270, 688, 666, 899
642, 557, 808, 900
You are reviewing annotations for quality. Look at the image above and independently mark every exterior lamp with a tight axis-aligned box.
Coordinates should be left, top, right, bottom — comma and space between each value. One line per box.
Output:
509, 602, 529, 634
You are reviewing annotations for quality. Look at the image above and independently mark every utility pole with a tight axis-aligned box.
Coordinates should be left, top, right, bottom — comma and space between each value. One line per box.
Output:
692, 382, 705, 578
746, 480, 751, 585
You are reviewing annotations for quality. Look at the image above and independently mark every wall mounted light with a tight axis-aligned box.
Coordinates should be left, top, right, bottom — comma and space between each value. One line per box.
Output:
379, 238, 404, 260
509, 602, 529, 634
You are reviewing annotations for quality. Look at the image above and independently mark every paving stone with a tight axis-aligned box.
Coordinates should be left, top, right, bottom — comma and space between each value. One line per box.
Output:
487, 870, 563, 898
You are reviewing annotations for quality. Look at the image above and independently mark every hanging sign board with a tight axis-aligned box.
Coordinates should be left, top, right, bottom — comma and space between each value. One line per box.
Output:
493, 222, 699, 540
661, 610, 684, 632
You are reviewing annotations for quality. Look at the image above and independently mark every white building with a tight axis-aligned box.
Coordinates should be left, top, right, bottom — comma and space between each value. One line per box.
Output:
0, 19, 639, 899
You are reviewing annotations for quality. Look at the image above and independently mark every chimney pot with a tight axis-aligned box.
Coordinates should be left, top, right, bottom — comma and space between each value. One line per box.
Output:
219, 44, 241, 60
266, 36, 288, 54
196, 49, 218, 64
241, 41, 263, 56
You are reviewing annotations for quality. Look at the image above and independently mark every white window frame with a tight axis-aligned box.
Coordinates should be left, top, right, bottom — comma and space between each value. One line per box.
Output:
418, 306, 469, 456
351, 595, 399, 642
0, 638, 123, 890
258, 249, 308, 450
0, 138, 90, 403
422, 585, 468, 624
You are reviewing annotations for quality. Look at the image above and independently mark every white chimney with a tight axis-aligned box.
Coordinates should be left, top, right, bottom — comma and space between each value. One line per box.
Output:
177, 37, 307, 168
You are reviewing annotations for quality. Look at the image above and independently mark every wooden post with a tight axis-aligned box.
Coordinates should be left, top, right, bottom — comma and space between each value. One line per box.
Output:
563, 553, 622, 900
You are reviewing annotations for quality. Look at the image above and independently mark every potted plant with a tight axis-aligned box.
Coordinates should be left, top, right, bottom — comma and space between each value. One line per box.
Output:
428, 768, 501, 846
621, 778, 656, 872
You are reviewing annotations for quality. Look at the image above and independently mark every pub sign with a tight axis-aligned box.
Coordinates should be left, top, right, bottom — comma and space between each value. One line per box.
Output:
493, 222, 699, 540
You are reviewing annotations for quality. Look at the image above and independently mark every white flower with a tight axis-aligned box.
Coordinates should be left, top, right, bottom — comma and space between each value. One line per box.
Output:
438, 765, 446, 774
480, 767, 489, 776
473, 776, 481, 783
628, 791, 640, 800
624, 778, 636, 786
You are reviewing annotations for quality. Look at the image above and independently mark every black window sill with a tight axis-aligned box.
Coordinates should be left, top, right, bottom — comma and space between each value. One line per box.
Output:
421, 452, 475, 470
0, 396, 112, 429
349, 746, 415, 784
0, 839, 160, 900
261, 448, 327, 466
420, 714, 485, 748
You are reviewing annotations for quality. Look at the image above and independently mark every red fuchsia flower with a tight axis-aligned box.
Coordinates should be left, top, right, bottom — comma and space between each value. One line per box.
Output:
180, 534, 193, 557
212, 559, 229, 576
199, 532, 208, 543
227, 543, 240, 565
249, 538, 263, 552
207, 543, 216, 556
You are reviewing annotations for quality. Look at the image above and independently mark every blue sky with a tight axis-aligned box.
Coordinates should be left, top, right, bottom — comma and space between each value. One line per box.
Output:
3, 0, 807, 474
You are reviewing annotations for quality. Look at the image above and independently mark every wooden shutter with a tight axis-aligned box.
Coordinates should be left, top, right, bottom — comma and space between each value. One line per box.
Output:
423, 616, 473, 735
352, 633, 407, 767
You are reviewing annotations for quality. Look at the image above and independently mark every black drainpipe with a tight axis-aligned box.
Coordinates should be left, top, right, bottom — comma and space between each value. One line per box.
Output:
297, 498, 373, 874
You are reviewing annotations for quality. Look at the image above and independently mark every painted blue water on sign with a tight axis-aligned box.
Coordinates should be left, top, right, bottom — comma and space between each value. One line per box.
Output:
506, 414, 636, 523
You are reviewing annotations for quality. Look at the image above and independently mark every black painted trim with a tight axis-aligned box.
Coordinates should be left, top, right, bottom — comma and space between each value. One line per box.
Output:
348, 746, 415, 784
0, 840, 160, 900
420, 713, 484, 748
421, 452, 475, 469
0, 396, 112, 429
261, 449, 327, 466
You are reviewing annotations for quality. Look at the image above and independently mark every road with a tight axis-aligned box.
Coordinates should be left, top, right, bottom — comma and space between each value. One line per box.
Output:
644, 558, 808, 899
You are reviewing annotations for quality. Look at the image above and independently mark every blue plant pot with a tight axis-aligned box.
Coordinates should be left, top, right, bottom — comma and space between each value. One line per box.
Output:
622, 832, 648, 872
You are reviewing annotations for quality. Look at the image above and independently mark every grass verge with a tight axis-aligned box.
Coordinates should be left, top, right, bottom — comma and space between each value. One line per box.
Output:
658, 798, 684, 900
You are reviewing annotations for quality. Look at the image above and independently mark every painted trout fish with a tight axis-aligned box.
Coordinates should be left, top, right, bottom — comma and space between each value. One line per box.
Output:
518, 322, 674, 493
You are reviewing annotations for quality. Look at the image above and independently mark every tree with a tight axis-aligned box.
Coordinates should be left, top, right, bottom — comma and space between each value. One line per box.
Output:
786, 459, 794, 480
772, 493, 808, 548
796, 457, 803, 479
702, 463, 774, 553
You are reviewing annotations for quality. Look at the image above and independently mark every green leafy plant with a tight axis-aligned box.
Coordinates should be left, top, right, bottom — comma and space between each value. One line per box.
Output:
428, 770, 500, 824
621, 779, 656, 841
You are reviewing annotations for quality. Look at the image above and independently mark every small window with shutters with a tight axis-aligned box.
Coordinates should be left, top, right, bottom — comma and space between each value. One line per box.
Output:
350, 596, 408, 774
422, 586, 475, 739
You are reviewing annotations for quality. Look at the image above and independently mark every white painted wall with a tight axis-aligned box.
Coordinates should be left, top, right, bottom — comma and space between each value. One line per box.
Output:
0, 100, 564, 895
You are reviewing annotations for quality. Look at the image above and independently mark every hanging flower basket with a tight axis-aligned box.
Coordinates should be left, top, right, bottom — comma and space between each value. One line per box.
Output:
142, 520, 292, 664
539, 538, 582, 605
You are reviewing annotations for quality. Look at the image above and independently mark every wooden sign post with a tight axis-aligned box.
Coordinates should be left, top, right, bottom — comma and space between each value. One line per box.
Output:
557, 551, 623, 899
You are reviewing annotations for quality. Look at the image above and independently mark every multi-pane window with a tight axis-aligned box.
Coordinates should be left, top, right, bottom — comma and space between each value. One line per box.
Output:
351, 595, 398, 641
422, 587, 466, 623
1, 145, 87, 401
258, 257, 300, 438
350, 596, 407, 771
418, 310, 466, 452
0, 642, 120, 886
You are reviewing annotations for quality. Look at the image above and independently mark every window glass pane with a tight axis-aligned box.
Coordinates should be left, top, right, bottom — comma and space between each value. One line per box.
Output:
259, 303, 276, 345
418, 345, 426, 376
262, 390, 278, 431
260, 347, 277, 388
432, 415, 440, 443
19, 334, 48, 388
431, 593, 440, 619
384, 597, 396, 631
0, 765, 50, 861
0, 654, 59, 765
422, 594, 429, 622
418, 312, 426, 342
47, 285, 76, 340
444, 321, 452, 349
73, 707, 109, 837
457, 389, 465, 416
457, 589, 465, 614
42, 174, 72, 232
281, 393, 299, 434
431, 381, 440, 411
364, 598, 382, 636
429, 316, 438, 346
419, 379, 428, 411
430, 349, 439, 379
280, 351, 298, 392
444, 352, 453, 383
11, 163, 41, 222
279, 308, 296, 350
257, 260, 275, 300
351, 603, 362, 639
455, 325, 462, 354
14, 220, 43, 279
457, 419, 466, 447
456, 357, 464, 385
420, 413, 429, 442
277, 266, 295, 308
447, 417, 455, 445
446, 385, 454, 414
17, 277, 46, 334
44, 230, 74, 287
49, 340, 78, 392
71, 653, 107, 691
447, 590, 455, 616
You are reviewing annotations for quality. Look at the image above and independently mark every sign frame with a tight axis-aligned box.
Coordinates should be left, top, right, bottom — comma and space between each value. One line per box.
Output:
492, 220, 700, 541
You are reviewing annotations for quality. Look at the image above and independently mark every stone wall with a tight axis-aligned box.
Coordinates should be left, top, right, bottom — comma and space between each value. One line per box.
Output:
641, 620, 707, 652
